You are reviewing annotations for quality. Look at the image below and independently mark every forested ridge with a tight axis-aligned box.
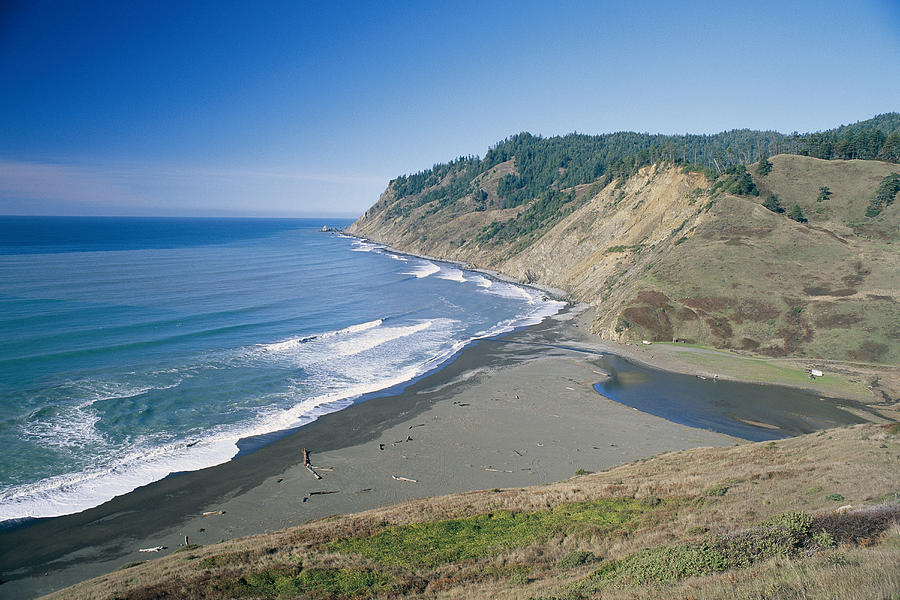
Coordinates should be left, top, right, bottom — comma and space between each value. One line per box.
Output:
378, 113, 899, 244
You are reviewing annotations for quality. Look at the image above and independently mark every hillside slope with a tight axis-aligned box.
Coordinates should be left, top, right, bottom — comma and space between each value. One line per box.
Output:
48, 424, 900, 600
348, 155, 899, 368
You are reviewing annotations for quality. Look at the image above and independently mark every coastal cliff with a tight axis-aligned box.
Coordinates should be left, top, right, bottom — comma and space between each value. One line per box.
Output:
349, 154, 899, 366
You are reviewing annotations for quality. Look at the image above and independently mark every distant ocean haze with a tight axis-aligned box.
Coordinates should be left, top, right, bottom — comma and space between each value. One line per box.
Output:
0, 217, 563, 523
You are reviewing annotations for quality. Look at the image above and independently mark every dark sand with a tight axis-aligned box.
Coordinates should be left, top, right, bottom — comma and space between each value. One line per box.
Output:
0, 307, 793, 598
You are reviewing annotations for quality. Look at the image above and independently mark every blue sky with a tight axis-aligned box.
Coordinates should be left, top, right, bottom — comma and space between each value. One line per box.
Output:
1, 1, 898, 217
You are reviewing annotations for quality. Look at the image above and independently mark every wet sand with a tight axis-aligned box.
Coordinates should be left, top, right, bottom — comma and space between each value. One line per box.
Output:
1, 307, 742, 598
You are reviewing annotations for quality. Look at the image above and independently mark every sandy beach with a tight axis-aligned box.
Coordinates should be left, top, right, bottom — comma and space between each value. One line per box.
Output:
0, 307, 762, 599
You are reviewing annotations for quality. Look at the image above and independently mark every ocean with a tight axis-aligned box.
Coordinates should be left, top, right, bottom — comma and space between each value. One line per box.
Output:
0, 216, 563, 524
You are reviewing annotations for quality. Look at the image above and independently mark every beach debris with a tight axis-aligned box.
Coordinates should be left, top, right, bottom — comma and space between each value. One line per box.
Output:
309, 490, 339, 496
183, 535, 189, 546
277, 478, 283, 483
565, 386, 575, 391
302, 448, 322, 479
358, 488, 373, 493
139, 546, 166, 553
515, 394, 519, 399
379, 443, 385, 450
484, 466, 513, 473
186, 440, 200, 448
642, 340, 652, 345
409, 423, 425, 429
201, 510, 225, 517
391, 475, 417, 483
536, 442, 544, 447
512, 449, 524, 456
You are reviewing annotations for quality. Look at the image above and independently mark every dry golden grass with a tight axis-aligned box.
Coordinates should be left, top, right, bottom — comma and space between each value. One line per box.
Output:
45, 423, 900, 600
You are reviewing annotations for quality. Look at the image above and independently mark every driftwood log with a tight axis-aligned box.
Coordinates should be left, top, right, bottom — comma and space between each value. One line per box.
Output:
302, 448, 322, 479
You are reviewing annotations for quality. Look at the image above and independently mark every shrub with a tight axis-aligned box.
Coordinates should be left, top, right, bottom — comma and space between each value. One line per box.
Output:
788, 204, 808, 223
704, 483, 729, 497
812, 529, 836, 547
866, 173, 900, 217
826, 493, 846, 501
763, 193, 785, 213
557, 550, 599, 569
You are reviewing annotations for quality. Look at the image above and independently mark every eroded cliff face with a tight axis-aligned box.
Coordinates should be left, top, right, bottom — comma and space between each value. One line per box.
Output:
349, 163, 704, 289
349, 157, 899, 364
348, 164, 716, 341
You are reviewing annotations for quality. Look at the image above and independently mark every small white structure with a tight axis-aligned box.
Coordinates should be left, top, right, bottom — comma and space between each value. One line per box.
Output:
810, 369, 824, 378
642, 340, 652, 345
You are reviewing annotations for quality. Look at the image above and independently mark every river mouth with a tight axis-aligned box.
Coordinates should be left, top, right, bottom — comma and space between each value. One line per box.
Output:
593, 354, 868, 441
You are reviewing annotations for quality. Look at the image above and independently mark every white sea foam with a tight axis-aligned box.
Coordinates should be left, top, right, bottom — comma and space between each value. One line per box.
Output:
467, 274, 493, 288
404, 261, 440, 278
387, 253, 408, 262
258, 319, 383, 353
350, 240, 384, 252
331, 321, 434, 357
321, 319, 383, 338
436, 267, 466, 282
0, 431, 240, 523
480, 280, 538, 303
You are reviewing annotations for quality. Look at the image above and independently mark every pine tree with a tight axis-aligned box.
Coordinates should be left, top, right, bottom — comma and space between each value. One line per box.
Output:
816, 186, 832, 202
763, 194, 785, 213
877, 132, 900, 163
757, 153, 773, 176
788, 204, 808, 223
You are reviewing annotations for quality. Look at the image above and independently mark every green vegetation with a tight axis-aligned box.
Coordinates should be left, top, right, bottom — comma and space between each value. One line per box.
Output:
211, 566, 396, 599
763, 193, 784, 213
556, 550, 599, 570
799, 113, 900, 161
817, 185, 832, 202
788, 204, 808, 223
712, 164, 758, 196
866, 172, 900, 217
757, 153, 773, 176
329, 498, 655, 570
376, 114, 899, 250
564, 508, 898, 596
703, 483, 729, 497
605, 244, 645, 253
478, 188, 580, 243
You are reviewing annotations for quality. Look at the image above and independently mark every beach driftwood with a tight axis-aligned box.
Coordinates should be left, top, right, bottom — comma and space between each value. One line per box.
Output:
302, 448, 322, 479
201, 510, 225, 517
139, 546, 166, 553
391, 475, 417, 483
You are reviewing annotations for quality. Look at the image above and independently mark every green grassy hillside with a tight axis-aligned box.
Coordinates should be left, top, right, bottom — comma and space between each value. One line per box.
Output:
604, 155, 900, 364
48, 424, 900, 599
